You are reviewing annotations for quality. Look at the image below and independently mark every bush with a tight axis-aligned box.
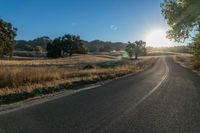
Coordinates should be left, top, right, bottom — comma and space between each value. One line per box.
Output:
24, 44, 34, 51
193, 61, 200, 69
191, 34, 200, 69
35, 46, 43, 54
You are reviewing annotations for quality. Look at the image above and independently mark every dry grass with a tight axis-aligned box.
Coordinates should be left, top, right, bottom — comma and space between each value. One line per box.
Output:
174, 54, 193, 69
174, 54, 200, 76
0, 55, 157, 100
0, 55, 116, 67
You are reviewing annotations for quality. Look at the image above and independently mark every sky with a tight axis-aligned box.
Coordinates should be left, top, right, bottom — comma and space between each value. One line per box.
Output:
0, 0, 185, 46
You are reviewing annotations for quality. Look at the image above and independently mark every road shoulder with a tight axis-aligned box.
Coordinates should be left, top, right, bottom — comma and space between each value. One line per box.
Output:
173, 54, 200, 76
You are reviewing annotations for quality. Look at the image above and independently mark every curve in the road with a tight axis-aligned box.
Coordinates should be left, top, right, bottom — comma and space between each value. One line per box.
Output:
0, 56, 200, 133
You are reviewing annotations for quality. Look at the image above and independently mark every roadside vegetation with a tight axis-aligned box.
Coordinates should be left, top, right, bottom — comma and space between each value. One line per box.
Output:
173, 54, 200, 76
125, 40, 147, 59
0, 55, 156, 104
0, 18, 158, 104
161, 0, 200, 69
1, 15, 193, 105
0, 19, 17, 58
174, 54, 193, 69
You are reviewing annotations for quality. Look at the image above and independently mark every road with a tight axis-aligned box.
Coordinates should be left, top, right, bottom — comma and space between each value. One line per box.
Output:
0, 56, 200, 133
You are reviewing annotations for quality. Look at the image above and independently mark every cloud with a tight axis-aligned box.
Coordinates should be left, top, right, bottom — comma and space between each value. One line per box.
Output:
110, 24, 118, 31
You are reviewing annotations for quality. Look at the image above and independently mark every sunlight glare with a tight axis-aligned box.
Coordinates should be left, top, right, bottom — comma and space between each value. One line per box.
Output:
146, 29, 172, 47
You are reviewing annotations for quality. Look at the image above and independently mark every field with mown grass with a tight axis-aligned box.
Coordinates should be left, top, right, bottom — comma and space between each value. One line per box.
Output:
0, 55, 157, 104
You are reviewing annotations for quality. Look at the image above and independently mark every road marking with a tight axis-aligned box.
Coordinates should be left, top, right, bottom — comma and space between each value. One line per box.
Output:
0, 57, 167, 116
85, 57, 170, 133
125, 57, 169, 113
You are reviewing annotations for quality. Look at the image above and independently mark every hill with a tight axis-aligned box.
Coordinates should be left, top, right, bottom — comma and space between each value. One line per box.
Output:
16, 38, 127, 53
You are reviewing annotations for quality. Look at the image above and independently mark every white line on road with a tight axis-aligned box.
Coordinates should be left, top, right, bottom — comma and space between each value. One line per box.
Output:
130, 57, 169, 110
85, 57, 170, 133
0, 57, 168, 116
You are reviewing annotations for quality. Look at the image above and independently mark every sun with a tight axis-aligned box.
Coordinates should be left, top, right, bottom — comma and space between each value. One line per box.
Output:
146, 28, 172, 47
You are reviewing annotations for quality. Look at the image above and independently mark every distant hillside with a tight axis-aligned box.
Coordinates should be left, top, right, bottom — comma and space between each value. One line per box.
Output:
15, 36, 51, 51
16, 38, 127, 53
84, 40, 127, 52
147, 46, 190, 53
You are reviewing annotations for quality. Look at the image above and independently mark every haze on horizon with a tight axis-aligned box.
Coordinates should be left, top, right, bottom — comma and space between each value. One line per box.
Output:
0, 0, 185, 47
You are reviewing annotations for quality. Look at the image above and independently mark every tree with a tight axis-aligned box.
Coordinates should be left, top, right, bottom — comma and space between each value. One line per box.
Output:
62, 34, 81, 56
32, 36, 51, 50
126, 42, 135, 58
24, 44, 34, 51
46, 37, 63, 58
191, 34, 200, 68
77, 41, 89, 54
126, 40, 146, 59
0, 19, 17, 58
161, 0, 200, 42
35, 46, 43, 55
161, 0, 200, 67
46, 34, 88, 58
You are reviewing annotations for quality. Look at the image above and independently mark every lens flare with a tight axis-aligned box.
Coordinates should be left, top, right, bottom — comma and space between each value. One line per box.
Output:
146, 29, 172, 47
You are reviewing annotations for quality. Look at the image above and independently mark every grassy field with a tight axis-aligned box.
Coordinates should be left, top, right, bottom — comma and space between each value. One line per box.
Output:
0, 55, 116, 66
0, 55, 157, 104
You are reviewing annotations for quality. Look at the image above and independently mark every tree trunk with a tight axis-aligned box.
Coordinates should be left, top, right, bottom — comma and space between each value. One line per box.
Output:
69, 51, 72, 57
135, 53, 138, 60
198, 23, 200, 34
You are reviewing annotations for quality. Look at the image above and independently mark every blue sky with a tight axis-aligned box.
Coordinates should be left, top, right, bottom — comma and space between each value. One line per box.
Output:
0, 0, 174, 45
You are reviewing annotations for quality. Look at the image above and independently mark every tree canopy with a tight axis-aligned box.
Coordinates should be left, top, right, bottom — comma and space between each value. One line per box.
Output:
0, 19, 17, 58
47, 34, 88, 58
125, 40, 146, 59
161, 0, 200, 68
161, 0, 200, 42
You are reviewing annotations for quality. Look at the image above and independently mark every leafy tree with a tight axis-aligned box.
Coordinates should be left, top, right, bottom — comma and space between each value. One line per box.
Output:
191, 34, 200, 68
77, 41, 89, 54
126, 42, 135, 58
46, 42, 54, 58
62, 34, 78, 56
161, 0, 200, 67
32, 36, 51, 50
35, 46, 43, 54
161, 0, 200, 42
24, 44, 34, 51
126, 40, 146, 59
99, 45, 112, 52
46, 34, 88, 58
0, 19, 17, 58
46, 38, 63, 58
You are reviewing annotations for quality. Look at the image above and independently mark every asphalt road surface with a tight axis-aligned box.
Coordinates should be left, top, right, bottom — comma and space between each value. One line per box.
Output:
0, 56, 200, 133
